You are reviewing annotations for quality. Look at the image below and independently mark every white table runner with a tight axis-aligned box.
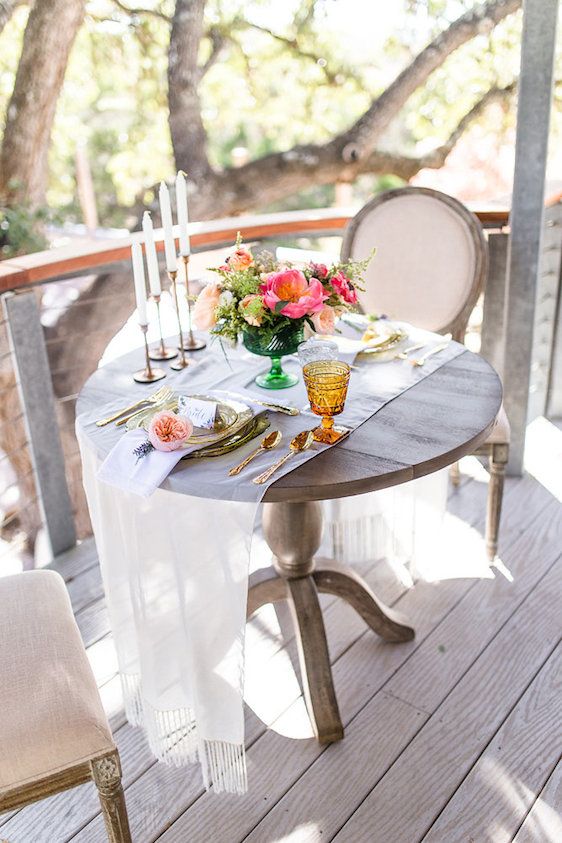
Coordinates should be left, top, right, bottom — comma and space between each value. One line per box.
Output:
77, 324, 465, 794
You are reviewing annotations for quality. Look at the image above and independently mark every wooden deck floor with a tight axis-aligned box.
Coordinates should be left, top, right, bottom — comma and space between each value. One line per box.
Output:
1, 454, 561, 843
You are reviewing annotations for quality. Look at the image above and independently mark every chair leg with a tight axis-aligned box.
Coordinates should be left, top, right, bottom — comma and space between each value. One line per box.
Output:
91, 752, 132, 843
486, 443, 509, 563
450, 461, 461, 487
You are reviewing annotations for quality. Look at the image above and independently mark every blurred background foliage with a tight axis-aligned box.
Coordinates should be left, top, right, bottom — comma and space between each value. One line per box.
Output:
0, 0, 561, 253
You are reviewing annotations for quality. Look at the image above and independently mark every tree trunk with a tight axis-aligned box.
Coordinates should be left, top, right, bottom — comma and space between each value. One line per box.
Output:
168, 0, 213, 184
0, 0, 85, 207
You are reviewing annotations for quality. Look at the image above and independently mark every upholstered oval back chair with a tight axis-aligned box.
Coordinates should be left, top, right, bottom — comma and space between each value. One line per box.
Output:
341, 186, 510, 561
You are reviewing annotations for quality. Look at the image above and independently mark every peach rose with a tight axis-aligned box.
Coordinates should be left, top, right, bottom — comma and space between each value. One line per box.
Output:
193, 282, 221, 330
311, 304, 336, 335
240, 293, 264, 326
260, 269, 328, 318
228, 248, 253, 271
148, 411, 193, 452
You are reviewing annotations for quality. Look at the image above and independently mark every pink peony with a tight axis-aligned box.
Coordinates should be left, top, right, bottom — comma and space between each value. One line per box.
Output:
148, 411, 193, 452
240, 293, 264, 326
311, 304, 336, 335
261, 269, 328, 318
193, 282, 221, 330
309, 262, 328, 280
228, 248, 253, 271
330, 270, 358, 305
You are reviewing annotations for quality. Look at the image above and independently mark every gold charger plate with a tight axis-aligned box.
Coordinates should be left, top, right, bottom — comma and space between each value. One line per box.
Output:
126, 394, 253, 448
358, 327, 408, 356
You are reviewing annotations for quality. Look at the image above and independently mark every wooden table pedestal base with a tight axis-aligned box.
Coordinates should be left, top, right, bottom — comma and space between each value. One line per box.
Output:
247, 500, 415, 744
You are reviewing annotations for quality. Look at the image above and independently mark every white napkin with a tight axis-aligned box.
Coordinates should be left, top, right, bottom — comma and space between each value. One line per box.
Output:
97, 428, 189, 498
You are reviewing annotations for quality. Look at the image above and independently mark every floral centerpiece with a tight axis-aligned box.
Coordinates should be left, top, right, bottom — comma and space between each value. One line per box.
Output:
193, 235, 372, 389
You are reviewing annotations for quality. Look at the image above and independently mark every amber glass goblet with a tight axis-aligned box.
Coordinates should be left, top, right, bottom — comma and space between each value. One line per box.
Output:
302, 360, 351, 444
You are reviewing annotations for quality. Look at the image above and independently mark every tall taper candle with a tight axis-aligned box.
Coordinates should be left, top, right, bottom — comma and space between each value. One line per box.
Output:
142, 211, 161, 296
158, 181, 177, 273
131, 241, 148, 325
176, 170, 190, 257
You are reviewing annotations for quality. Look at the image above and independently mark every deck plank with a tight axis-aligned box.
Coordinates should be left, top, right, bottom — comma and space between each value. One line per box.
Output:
512, 756, 562, 843
4, 472, 562, 843
422, 643, 562, 842
330, 558, 562, 843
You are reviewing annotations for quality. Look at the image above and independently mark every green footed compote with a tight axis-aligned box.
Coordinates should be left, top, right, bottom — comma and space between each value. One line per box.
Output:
243, 324, 304, 389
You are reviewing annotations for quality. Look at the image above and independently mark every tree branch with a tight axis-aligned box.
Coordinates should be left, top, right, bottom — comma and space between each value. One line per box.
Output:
110, 0, 170, 21
329, 0, 522, 163
198, 26, 225, 79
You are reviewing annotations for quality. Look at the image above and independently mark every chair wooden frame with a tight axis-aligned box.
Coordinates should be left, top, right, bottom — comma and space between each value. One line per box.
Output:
0, 749, 131, 843
341, 186, 508, 560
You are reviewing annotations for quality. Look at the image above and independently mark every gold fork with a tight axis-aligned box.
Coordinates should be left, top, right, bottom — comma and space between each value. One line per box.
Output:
410, 342, 450, 367
95, 386, 172, 427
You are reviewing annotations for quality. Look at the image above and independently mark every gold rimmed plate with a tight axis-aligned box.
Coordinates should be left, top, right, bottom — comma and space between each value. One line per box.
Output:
126, 393, 253, 449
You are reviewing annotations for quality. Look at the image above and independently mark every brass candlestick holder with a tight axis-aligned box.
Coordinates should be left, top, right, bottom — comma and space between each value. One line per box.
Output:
168, 270, 191, 371
148, 293, 178, 361
134, 324, 166, 383
181, 254, 206, 351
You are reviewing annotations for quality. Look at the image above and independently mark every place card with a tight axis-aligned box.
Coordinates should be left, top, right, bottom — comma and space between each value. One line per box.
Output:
178, 396, 218, 429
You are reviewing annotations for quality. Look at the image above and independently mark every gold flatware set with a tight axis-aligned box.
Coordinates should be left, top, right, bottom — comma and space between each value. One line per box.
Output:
253, 430, 314, 485
96, 386, 173, 427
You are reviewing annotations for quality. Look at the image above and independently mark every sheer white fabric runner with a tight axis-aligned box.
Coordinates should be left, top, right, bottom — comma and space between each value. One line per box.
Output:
77, 325, 464, 794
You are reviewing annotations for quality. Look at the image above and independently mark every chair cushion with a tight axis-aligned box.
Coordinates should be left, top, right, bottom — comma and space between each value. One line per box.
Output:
0, 570, 115, 795
485, 403, 510, 444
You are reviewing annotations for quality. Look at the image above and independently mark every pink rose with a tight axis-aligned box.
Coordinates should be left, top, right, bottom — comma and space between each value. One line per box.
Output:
330, 270, 358, 305
148, 411, 193, 452
260, 269, 328, 318
311, 304, 336, 335
193, 282, 221, 330
228, 248, 253, 271
309, 262, 328, 280
240, 293, 264, 326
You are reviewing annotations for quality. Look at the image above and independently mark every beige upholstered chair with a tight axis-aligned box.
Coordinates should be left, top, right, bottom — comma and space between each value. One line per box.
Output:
341, 187, 510, 561
0, 570, 132, 843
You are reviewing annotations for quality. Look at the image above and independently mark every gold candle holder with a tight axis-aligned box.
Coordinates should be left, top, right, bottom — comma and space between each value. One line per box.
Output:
168, 270, 191, 371
181, 254, 206, 351
134, 324, 166, 383
148, 293, 178, 361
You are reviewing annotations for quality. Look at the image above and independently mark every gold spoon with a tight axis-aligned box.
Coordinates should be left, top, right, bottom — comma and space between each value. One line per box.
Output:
228, 430, 282, 476
253, 430, 314, 485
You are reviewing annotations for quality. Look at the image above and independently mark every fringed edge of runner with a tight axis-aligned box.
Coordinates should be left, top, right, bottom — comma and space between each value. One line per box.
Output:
120, 673, 247, 795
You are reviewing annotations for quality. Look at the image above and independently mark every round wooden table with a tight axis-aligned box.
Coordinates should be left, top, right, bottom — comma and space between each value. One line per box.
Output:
78, 345, 502, 745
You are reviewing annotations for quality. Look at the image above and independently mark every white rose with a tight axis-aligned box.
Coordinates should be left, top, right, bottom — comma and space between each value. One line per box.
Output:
219, 290, 234, 306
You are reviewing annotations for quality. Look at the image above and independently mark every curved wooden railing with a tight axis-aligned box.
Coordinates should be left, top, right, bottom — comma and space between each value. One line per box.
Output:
0, 196, 536, 294
2, 186, 562, 293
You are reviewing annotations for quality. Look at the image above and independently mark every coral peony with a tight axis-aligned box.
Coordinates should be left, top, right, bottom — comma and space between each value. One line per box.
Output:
193, 282, 221, 329
330, 270, 358, 305
311, 304, 336, 335
261, 269, 328, 318
228, 248, 254, 271
148, 411, 193, 452
240, 293, 264, 326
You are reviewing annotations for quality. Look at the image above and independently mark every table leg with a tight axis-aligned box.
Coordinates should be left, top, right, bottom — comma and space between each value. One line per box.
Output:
247, 500, 415, 744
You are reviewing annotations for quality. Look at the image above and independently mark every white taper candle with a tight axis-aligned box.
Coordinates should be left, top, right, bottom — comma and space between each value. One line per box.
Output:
131, 241, 148, 325
175, 170, 190, 256
142, 211, 161, 296
158, 181, 177, 272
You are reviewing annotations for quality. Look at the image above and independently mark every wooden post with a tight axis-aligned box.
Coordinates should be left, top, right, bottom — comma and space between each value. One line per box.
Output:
2, 291, 76, 558
502, 0, 559, 474
481, 232, 508, 375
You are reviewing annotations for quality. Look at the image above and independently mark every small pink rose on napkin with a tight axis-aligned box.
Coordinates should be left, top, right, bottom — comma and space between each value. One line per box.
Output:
148, 411, 193, 452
